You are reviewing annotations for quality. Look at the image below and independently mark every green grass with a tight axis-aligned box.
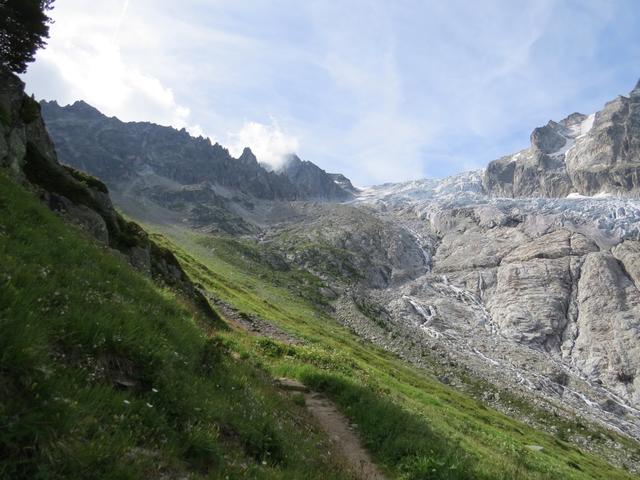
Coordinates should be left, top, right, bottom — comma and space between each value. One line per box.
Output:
145, 224, 640, 480
2, 166, 638, 479
193, 234, 333, 307
0, 172, 353, 479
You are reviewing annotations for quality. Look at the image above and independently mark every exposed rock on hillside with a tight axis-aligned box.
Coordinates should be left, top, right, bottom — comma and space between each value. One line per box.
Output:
353, 177, 640, 441
0, 68, 217, 318
573, 251, 640, 405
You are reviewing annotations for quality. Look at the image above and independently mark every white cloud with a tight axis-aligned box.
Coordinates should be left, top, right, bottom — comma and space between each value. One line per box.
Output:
23, 0, 201, 134
228, 120, 299, 169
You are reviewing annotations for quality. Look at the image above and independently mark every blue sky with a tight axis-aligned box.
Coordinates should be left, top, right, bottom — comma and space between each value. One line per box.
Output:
22, 0, 640, 185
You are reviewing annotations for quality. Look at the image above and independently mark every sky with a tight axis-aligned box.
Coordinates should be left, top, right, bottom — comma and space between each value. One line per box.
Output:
22, 0, 640, 186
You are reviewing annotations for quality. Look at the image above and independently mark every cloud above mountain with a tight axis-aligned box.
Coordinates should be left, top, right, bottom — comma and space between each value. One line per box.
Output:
23, 1, 203, 137
22, 0, 640, 185
228, 120, 299, 170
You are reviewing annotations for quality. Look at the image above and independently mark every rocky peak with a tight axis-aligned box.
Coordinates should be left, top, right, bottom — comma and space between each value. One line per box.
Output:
559, 112, 587, 129
630, 78, 640, 100
529, 121, 567, 154
484, 77, 640, 198
280, 153, 306, 172
329, 173, 358, 193
281, 153, 354, 201
40, 99, 104, 122
238, 147, 258, 165
69, 100, 104, 117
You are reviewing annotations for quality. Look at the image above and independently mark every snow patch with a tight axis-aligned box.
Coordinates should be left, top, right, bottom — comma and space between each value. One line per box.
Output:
567, 191, 614, 199
579, 113, 596, 137
550, 135, 575, 158
551, 112, 595, 159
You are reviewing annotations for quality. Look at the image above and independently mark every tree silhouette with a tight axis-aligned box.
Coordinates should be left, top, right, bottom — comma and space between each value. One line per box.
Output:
0, 0, 55, 74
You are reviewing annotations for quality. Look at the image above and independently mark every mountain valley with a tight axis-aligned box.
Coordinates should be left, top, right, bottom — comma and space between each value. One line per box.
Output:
2, 62, 640, 479
39, 78, 640, 449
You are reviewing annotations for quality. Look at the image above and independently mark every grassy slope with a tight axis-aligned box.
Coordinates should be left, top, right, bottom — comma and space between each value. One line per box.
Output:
0, 173, 353, 480
146, 224, 640, 480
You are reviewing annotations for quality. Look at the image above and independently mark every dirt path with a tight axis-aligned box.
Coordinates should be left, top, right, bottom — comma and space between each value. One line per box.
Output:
213, 297, 386, 478
276, 378, 386, 480
207, 295, 302, 345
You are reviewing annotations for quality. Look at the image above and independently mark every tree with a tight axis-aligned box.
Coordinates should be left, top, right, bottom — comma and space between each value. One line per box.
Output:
0, 0, 55, 74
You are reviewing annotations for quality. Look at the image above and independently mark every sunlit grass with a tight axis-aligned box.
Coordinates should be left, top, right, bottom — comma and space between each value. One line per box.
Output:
0, 173, 352, 479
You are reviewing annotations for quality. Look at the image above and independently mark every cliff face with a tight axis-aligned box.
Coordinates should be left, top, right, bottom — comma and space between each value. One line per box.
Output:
484, 80, 640, 198
280, 154, 354, 201
0, 69, 216, 318
39, 100, 354, 202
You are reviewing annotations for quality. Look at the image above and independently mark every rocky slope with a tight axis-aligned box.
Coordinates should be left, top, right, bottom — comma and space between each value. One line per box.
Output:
344, 171, 640, 441
484, 80, 640, 198
0, 68, 216, 318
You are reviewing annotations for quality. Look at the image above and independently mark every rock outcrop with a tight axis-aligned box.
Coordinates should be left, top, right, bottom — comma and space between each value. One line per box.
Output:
573, 252, 640, 405
280, 154, 353, 201
0, 68, 217, 319
484, 79, 640, 198
350, 175, 640, 440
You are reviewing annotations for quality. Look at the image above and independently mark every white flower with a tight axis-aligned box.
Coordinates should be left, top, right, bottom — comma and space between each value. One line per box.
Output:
146, 403, 153, 408
123, 400, 130, 405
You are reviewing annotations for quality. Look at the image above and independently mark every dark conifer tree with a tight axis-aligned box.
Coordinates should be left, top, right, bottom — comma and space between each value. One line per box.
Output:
0, 0, 55, 73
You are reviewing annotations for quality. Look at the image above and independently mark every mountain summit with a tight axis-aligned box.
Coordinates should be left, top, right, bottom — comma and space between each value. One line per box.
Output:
484, 78, 640, 198
280, 154, 354, 201
40, 100, 354, 203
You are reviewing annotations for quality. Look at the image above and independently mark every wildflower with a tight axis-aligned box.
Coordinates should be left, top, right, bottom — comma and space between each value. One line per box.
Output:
152, 388, 158, 393
146, 403, 153, 408
123, 400, 130, 405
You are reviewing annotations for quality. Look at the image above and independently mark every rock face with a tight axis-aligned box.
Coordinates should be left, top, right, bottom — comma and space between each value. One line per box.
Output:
565, 86, 640, 196
484, 79, 640, 198
271, 203, 429, 289
345, 173, 640, 439
40, 100, 353, 202
328, 173, 358, 194
573, 252, 640, 405
0, 68, 217, 319
280, 154, 353, 201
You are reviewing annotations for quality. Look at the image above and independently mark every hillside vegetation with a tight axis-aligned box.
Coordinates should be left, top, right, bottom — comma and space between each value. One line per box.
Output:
144, 223, 640, 479
0, 160, 638, 479
0, 172, 352, 479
